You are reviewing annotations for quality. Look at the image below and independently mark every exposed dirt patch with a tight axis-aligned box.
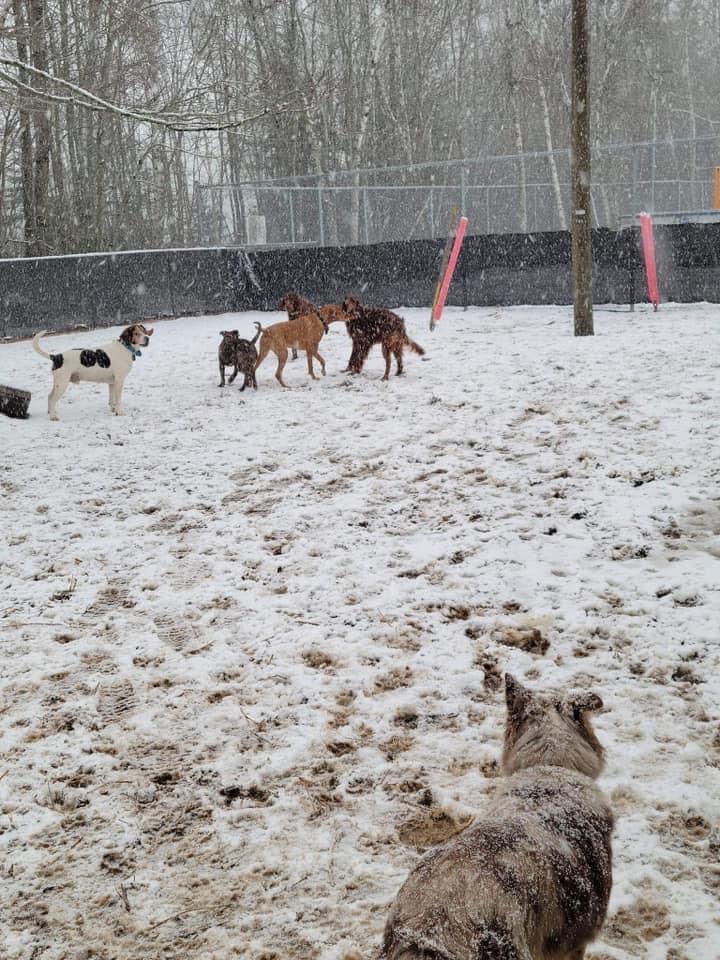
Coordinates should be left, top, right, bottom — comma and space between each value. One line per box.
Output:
397, 805, 473, 851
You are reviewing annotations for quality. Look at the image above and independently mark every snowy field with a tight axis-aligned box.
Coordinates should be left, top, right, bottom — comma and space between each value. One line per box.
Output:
1, 303, 719, 960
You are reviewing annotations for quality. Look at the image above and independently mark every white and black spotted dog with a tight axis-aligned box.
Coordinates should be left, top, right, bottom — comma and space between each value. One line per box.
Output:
32, 323, 153, 420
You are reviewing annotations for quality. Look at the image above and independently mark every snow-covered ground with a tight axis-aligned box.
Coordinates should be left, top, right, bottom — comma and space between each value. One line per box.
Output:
1, 303, 719, 960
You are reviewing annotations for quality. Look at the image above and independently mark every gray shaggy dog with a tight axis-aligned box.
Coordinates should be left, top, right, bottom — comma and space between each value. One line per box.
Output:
380, 674, 613, 960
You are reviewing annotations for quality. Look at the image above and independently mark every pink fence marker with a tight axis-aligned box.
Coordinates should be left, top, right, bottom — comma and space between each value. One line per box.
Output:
639, 212, 661, 311
431, 216, 468, 327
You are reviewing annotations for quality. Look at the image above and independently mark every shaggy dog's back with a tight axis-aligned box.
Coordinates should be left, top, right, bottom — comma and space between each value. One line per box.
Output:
380, 676, 613, 960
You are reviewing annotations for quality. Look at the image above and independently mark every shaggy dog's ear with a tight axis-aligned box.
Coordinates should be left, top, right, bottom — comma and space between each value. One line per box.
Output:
119, 326, 134, 345
505, 674, 533, 719
566, 691, 604, 715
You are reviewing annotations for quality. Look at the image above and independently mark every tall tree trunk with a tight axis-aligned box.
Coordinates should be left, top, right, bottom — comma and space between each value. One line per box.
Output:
12, 0, 35, 253
28, 0, 51, 255
538, 78, 567, 230
571, 0, 593, 336
349, 13, 386, 243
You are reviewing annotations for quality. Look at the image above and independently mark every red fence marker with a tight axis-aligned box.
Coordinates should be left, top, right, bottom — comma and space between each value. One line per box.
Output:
639, 212, 661, 311
430, 216, 468, 329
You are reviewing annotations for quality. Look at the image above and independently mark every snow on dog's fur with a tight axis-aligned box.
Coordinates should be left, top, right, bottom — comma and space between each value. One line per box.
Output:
380, 674, 613, 960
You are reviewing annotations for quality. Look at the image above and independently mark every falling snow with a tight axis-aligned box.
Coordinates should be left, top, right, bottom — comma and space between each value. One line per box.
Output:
1, 303, 719, 959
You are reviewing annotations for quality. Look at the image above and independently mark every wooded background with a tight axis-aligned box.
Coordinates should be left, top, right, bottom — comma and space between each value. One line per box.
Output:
2, 0, 719, 257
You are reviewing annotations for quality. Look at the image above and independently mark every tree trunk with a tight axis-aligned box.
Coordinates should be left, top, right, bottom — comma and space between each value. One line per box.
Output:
12, 0, 34, 254
349, 12, 386, 244
538, 78, 567, 231
571, 0, 593, 336
29, 0, 51, 255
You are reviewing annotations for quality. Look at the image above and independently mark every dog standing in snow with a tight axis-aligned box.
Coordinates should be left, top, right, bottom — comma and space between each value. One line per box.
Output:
32, 323, 153, 420
380, 674, 613, 960
218, 323, 262, 388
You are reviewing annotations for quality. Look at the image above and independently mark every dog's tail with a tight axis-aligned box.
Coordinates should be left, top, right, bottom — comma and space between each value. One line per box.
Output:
250, 321, 262, 345
404, 335, 425, 357
32, 331, 52, 359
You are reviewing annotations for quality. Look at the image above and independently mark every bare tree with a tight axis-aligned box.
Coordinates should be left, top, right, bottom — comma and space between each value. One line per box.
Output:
1, 0, 720, 255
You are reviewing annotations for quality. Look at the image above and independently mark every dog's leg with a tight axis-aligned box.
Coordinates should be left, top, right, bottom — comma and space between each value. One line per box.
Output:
48, 373, 70, 420
305, 350, 318, 380
291, 348, 298, 361
108, 381, 116, 412
395, 346, 404, 376
343, 343, 359, 373
351, 343, 370, 375
314, 348, 326, 376
219, 362, 226, 387
254, 338, 271, 379
113, 377, 127, 415
228, 363, 238, 384
274, 347, 290, 387
381, 345, 392, 381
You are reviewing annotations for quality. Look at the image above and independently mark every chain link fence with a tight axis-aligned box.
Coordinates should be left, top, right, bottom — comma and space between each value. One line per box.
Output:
194, 136, 720, 247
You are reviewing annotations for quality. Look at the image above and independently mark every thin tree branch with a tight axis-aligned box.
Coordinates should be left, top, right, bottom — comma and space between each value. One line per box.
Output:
0, 56, 295, 131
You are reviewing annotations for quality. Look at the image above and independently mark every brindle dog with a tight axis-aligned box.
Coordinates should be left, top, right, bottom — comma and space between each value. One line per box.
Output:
236, 322, 262, 391
218, 323, 262, 388
380, 674, 613, 960
218, 330, 241, 387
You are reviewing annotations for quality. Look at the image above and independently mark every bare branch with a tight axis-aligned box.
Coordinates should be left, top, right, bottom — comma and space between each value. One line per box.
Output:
0, 55, 294, 131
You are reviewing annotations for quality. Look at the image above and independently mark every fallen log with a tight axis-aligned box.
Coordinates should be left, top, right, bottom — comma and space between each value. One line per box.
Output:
0, 384, 31, 419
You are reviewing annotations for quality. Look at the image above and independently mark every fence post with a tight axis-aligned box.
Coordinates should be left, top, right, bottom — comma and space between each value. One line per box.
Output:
650, 140, 656, 212
363, 187, 370, 244
632, 148, 640, 216
318, 179, 325, 247
289, 190, 296, 245
192, 181, 202, 244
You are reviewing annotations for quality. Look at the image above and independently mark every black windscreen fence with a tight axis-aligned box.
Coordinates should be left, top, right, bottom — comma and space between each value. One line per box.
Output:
1, 222, 717, 341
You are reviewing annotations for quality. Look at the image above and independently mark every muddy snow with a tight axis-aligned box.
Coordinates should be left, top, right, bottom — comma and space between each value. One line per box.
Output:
1, 303, 719, 959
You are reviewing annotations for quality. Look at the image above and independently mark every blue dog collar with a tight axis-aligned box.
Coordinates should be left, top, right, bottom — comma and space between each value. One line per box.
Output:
121, 341, 142, 360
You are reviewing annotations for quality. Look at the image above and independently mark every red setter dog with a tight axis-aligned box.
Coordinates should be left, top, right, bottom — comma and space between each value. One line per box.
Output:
340, 296, 425, 380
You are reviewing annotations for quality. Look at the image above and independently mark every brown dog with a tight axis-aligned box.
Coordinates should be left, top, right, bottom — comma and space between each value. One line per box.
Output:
254, 310, 328, 388
218, 323, 262, 388
279, 292, 317, 361
380, 674, 613, 960
340, 296, 425, 380
218, 330, 241, 387
236, 322, 263, 391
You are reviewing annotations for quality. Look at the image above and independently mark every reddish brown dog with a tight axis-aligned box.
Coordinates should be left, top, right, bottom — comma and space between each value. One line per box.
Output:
279, 293, 318, 361
340, 296, 425, 380
254, 310, 328, 387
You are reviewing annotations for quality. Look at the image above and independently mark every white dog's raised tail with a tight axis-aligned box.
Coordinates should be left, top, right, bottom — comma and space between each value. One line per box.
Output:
32, 331, 51, 358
